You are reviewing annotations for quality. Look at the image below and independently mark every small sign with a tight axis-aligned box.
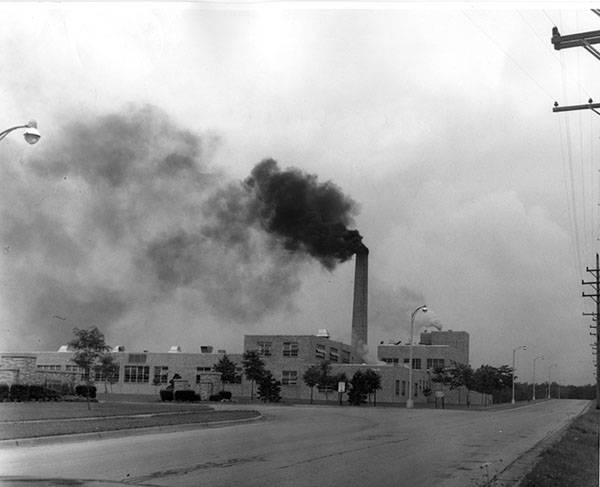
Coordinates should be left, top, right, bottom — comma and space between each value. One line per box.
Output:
338, 381, 346, 393
435, 390, 445, 398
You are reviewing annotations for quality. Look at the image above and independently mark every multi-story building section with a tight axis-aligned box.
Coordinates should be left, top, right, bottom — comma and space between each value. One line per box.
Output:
377, 330, 469, 371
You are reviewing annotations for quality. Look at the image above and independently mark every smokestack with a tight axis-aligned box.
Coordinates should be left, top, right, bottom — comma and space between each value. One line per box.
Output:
351, 243, 368, 354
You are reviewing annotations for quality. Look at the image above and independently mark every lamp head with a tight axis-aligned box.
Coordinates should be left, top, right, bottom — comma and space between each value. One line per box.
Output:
23, 124, 40, 145
421, 306, 428, 313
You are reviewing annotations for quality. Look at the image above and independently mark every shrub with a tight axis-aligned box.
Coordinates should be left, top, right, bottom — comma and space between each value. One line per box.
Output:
209, 391, 232, 401
29, 384, 45, 401
43, 388, 62, 401
75, 385, 97, 399
9, 384, 29, 402
174, 390, 200, 402
160, 389, 173, 401
0, 383, 9, 401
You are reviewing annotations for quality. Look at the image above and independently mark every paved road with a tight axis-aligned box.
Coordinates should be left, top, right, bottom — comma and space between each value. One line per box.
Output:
0, 399, 589, 487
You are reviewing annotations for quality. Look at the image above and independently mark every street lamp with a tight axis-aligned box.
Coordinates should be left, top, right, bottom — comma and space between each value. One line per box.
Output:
511, 345, 527, 404
532, 355, 544, 401
547, 363, 557, 399
406, 305, 427, 409
0, 120, 41, 145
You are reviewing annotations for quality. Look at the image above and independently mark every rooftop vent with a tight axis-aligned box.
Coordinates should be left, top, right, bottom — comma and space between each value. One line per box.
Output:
316, 328, 330, 338
57, 345, 71, 353
111, 345, 125, 352
168, 345, 182, 353
200, 346, 214, 354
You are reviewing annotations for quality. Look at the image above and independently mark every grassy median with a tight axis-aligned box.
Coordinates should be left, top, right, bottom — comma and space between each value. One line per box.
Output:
519, 404, 599, 487
0, 402, 260, 441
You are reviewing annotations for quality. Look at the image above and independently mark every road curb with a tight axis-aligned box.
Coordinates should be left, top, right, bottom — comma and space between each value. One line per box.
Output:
488, 401, 591, 486
0, 412, 263, 449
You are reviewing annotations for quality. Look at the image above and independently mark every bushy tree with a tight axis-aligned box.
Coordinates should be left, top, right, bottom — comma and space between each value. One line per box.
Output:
363, 369, 382, 406
348, 370, 368, 406
68, 326, 109, 409
97, 354, 119, 395
242, 350, 265, 401
472, 364, 513, 403
303, 365, 321, 404
214, 354, 239, 391
318, 360, 337, 401
257, 371, 281, 403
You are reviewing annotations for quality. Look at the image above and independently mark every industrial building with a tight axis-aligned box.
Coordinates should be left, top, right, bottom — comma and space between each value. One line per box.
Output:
0, 243, 491, 406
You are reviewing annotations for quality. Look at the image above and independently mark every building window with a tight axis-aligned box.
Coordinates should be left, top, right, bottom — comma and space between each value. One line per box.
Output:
93, 365, 120, 382
395, 379, 400, 396
401, 380, 406, 396
196, 367, 212, 384
383, 358, 399, 365
37, 365, 61, 371
315, 344, 326, 360
414, 382, 418, 397
329, 347, 339, 362
282, 370, 298, 385
124, 365, 149, 383
404, 358, 421, 369
257, 341, 272, 356
66, 364, 86, 380
342, 350, 350, 364
128, 353, 147, 364
427, 358, 445, 370
283, 342, 299, 357
153, 366, 168, 385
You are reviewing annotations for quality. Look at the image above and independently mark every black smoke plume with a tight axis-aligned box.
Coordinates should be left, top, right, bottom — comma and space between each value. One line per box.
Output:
243, 158, 363, 270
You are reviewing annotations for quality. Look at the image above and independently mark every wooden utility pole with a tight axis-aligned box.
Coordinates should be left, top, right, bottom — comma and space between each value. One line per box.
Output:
582, 254, 600, 409
553, 12, 600, 409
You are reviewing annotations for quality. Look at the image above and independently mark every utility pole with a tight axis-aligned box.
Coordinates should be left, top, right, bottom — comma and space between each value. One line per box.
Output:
552, 12, 600, 410
582, 253, 600, 409
551, 16, 600, 115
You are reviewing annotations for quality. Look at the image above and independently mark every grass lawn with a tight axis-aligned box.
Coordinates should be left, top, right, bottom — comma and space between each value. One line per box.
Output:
0, 401, 259, 440
519, 404, 599, 487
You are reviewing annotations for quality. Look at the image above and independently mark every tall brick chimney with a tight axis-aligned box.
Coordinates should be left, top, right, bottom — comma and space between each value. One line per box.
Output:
351, 244, 368, 355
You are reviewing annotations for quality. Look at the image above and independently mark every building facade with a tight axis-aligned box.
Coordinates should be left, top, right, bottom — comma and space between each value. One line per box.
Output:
377, 330, 469, 371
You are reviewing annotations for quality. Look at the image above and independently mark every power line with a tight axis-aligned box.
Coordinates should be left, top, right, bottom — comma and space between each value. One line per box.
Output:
462, 10, 556, 103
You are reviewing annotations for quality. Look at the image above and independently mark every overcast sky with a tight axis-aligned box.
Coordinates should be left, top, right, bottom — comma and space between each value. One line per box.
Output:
1, 2, 599, 385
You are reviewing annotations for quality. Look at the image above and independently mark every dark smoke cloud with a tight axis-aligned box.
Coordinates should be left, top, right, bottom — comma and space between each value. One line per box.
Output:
3, 105, 364, 349
243, 158, 363, 269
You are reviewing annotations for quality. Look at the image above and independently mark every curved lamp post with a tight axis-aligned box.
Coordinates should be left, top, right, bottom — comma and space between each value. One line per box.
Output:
406, 305, 427, 409
547, 363, 557, 399
0, 120, 41, 145
532, 355, 544, 401
511, 345, 527, 404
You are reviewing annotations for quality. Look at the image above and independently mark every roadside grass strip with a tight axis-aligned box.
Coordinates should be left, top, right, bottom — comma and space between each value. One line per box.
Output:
519, 406, 599, 487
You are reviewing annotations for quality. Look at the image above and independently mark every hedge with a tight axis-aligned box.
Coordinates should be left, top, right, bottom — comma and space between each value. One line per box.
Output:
174, 390, 200, 402
75, 385, 97, 399
209, 390, 232, 401
160, 389, 173, 401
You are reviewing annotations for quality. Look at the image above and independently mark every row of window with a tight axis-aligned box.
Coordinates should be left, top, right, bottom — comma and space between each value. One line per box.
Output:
394, 379, 428, 397
381, 358, 445, 370
256, 341, 350, 363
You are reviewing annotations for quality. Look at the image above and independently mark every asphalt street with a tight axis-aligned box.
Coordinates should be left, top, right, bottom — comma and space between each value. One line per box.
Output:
0, 399, 589, 487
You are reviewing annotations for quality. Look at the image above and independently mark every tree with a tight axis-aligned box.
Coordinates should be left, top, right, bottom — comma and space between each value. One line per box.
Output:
348, 370, 368, 406
303, 365, 321, 404
363, 369, 382, 406
473, 364, 513, 403
242, 350, 265, 401
68, 326, 109, 409
97, 354, 119, 396
213, 354, 239, 391
257, 371, 281, 403
318, 360, 335, 401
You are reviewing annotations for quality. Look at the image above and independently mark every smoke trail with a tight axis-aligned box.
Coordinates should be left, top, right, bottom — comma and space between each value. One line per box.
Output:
2, 105, 367, 350
243, 158, 363, 269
